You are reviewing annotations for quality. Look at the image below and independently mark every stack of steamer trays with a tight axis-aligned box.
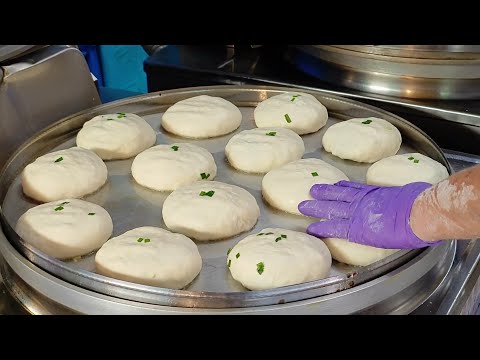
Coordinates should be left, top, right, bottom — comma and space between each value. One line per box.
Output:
0, 86, 452, 309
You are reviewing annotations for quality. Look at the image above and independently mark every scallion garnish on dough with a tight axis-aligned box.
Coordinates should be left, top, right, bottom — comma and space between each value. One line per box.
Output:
54, 157, 64, 163
199, 190, 215, 197
228, 259, 232, 268
311, 172, 319, 177
361, 119, 372, 125
200, 173, 210, 180
257, 262, 264, 275
236, 253, 240, 259
54, 206, 64, 211
284, 113, 292, 123
227, 248, 232, 255
266, 131, 277, 136
171, 145, 179, 151
88, 213, 95, 216
291, 95, 301, 102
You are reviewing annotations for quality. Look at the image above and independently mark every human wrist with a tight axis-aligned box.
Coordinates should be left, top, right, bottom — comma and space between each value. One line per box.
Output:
409, 188, 439, 243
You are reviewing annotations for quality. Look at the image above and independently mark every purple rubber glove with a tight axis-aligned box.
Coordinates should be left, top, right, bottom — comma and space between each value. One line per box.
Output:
298, 180, 442, 249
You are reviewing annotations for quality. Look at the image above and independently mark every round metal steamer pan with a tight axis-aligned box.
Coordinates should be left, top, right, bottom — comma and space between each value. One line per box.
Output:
0, 86, 456, 313
291, 45, 480, 100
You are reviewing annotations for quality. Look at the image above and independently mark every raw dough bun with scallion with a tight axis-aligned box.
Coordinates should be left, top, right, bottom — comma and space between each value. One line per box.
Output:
227, 228, 331, 290
225, 127, 305, 173
322, 238, 399, 267
366, 153, 449, 186
76, 112, 157, 160
322, 117, 402, 163
254, 92, 328, 135
95, 226, 201, 289
132, 143, 217, 191
161, 95, 242, 138
162, 181, 260, 241
15, 199, 113, 260
21, 147, 108, 203
262, 158, 348, 215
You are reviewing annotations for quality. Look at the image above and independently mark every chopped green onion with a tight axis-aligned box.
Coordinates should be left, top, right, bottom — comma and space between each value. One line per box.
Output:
236, 253, 240, 259
264, 232, 274, 235
88, 213, 95, 216
107, 118, 114, 121
117, 112, 127, 118
54, 157, 63, 163
275, 234, 287, 242
199, 190, 215, 197
227, 248, 232, 255
291, 95, 301, 102
256, 233, 264, 236
284, 114, 292, 123
171, 145, 179, 151
256, 262, 264, 275
60, 201, 70, 206
228, 259, 232, 268
414, 159, 419, 164
144, 238, 151, 243
265, 131, 277, 136
311, 172, 319, 177
408, 157, 414, 160
200, 172, 210, 180
137, 238, 144, 243
361, 119, 372, 124
54, 206, 64, 211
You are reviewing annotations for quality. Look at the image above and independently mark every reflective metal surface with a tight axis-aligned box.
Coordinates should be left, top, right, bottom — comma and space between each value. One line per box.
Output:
332, 45, 480, 59
0, 85, 452, 309
289, 45, 480, 100
0, 45, 101, 168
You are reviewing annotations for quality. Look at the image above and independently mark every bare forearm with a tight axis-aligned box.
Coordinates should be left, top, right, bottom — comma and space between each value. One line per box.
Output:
410, 164, 480, 241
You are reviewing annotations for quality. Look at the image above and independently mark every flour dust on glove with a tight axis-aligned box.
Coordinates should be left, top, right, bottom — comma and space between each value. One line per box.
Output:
298, 180, 442, 249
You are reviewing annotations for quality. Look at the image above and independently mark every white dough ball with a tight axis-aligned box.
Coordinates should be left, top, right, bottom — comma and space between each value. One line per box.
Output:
254, 92, 328, 135
131, 143, 217, 191
15, 199, 113, 260
322, 117, 402, 163
76, 112, 157, 160
95, 226, 201, 289
162, 181, 260, 241
262, 158, 348, 215
161, 95, 242, 138
227, 228, 331, 290
366, 153, 449, 186
322, 238, 399, 267
21, 147, 108, 203
225, 127, 305, 173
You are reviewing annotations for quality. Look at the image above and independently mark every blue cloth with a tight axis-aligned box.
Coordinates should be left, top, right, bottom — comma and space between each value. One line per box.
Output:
98, 45, 148, 93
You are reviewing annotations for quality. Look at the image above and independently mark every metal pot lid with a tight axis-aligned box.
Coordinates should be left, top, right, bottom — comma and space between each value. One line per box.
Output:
0, 45, 42, 63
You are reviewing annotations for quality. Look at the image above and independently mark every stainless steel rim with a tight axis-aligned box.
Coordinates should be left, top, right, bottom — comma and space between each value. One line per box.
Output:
0, 85, 453, 309
330, 45, 480, 60
288, 46, 480, 100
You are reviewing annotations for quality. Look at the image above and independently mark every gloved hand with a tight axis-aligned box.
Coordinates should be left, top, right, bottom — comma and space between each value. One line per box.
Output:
298, 180, 442, 249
